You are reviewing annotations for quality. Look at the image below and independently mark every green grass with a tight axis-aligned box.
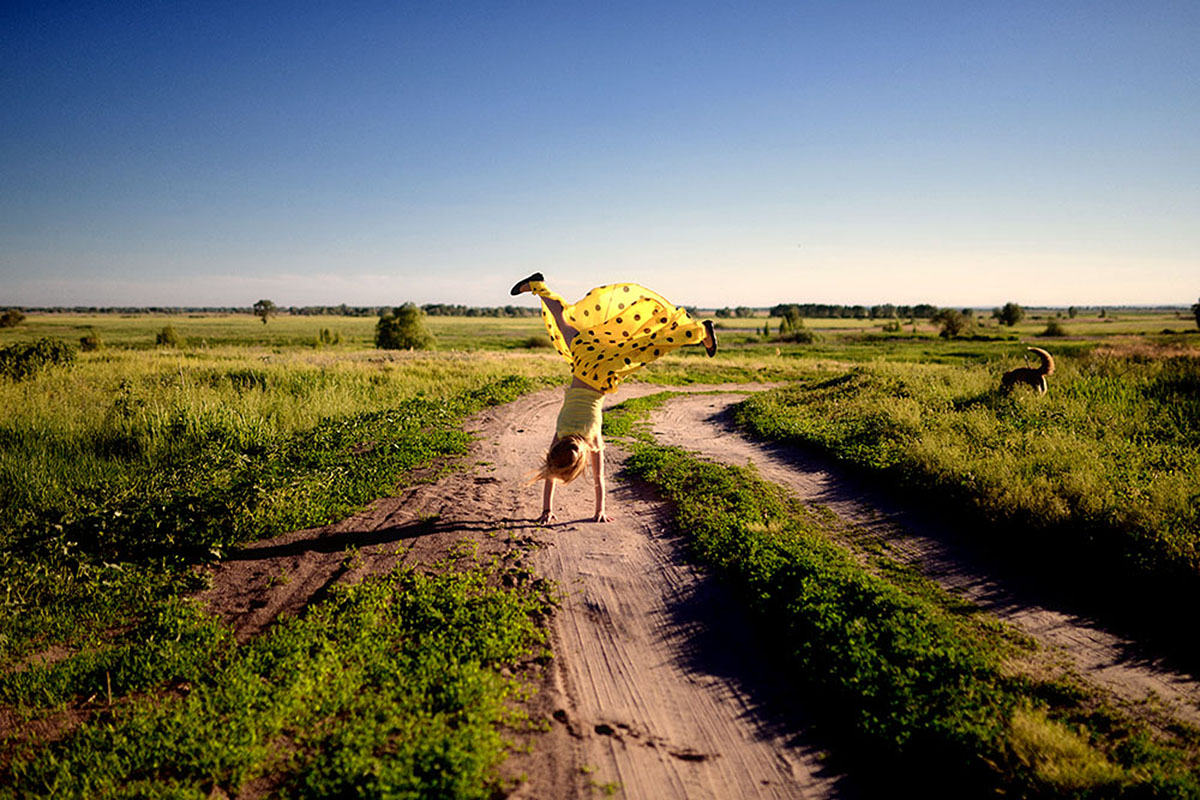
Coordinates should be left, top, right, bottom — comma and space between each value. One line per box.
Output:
2, 557, 552, 799
605, 394, 1200, 798
731, 350, 1200, 592
0, 354, 552, 668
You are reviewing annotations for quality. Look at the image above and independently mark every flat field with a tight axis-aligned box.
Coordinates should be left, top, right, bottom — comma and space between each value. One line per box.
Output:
2, 309, 1198, 798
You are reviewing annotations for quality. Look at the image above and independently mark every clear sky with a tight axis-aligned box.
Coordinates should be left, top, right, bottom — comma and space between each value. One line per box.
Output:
2, 1, 1197, 309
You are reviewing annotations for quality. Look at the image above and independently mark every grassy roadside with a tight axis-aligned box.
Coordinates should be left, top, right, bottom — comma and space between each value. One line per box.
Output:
2, 556, 552, 798
605, 393, 1200, 798
730, 352, 1200, 606
1, 347, 562, 797
1, 369, 541, 668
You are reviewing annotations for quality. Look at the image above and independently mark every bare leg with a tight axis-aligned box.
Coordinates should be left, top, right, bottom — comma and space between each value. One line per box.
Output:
540, 294, 579, 348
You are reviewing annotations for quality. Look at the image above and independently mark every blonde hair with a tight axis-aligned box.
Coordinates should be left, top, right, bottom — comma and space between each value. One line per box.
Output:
529, 434, 589, 485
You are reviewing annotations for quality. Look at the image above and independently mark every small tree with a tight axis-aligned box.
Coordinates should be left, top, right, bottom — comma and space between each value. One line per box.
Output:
1191, 298, 1200, 331
253, 299, 277, 324
0, 309, 25, 328
1067, 306, 1078, 319
778, 307, 803, 336
932, 308, 971, 339
376, 303, 434, 350
993, 302, 1025, 327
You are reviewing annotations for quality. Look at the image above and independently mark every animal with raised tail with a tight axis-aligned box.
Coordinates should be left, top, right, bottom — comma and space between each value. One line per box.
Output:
1001, 347, 1055, 394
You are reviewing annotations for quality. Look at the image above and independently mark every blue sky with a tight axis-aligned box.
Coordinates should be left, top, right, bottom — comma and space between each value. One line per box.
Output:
2, 1, 1197, 308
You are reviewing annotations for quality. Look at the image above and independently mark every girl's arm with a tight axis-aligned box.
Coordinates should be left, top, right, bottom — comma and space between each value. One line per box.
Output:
591, 447, 610, 523
538, 477, 556, 524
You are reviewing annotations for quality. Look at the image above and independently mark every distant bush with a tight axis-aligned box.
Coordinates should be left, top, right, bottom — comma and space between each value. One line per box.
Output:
0, 338, 75, 380
317, 328, 342, 346
376, 303, 435, 350
0, 309, 25, 328
993, 302, 1025, 327
520, 334, 553, 349
1040, 320, 1068, 337
79, 329, 103, 351
1192, 298, 1200, 331
932, 308, 972, 339
156, 325, 182, 347
779, 328, 818, 344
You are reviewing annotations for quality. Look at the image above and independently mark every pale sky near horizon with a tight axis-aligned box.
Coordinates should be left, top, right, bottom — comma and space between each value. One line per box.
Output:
2, 1, 1197, 309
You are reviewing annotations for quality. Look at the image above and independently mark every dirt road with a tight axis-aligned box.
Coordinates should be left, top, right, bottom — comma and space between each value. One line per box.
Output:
201, 384, 1200, 798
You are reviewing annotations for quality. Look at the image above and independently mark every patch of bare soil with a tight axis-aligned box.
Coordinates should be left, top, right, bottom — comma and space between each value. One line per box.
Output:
199, 384, 851, 800
647, 392, 1200, 731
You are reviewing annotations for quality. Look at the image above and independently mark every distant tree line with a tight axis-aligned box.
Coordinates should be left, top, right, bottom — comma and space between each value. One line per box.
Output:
768, 303, 939, 319
288, 304, 540, 317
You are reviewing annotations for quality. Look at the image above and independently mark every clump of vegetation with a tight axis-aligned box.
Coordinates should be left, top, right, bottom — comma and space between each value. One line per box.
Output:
376, 303, 435, 350
931, 307, 973, 338
1040, 319, 1068, 337
994, 302, 1025, 327
0, 338, 75, 381
520, 334, 553, 349
0, 309, 25, 328
317, 327, 342, 346
253, 298, 277, 324
155, 325, 182, 347
1192, 297, 1200, 331
79, 328, 103, 351
776, 307, 817, 343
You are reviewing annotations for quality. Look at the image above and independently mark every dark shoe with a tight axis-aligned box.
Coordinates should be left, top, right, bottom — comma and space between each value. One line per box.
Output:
510, 272, 545, 296
703, 320, 718, 357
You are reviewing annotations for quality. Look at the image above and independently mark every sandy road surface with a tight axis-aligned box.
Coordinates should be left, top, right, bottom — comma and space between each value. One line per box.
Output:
202, 384, 852, 799
200, 383, 1200, 798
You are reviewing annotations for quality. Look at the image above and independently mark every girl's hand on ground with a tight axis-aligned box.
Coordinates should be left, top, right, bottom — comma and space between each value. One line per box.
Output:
537, 510, 556, 524
592, 512, 612, 523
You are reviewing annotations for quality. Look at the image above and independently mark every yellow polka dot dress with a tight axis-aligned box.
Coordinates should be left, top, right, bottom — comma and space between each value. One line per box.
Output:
531, 281, 707, 394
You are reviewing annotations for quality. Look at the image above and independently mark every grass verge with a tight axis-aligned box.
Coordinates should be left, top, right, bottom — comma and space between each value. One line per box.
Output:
1, 556, 552, 799
1, 367, 539, 676
730, 354, 1200, 614
605, 393, 1200, 798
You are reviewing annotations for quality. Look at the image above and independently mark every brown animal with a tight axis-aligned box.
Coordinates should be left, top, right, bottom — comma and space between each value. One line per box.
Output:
1001, 347, 1055, 394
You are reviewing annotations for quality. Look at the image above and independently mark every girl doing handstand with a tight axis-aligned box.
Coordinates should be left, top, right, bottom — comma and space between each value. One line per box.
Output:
510, 273, 717, 523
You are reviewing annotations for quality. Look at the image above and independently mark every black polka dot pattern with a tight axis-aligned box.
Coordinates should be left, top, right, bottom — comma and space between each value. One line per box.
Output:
528, 281, 708, 393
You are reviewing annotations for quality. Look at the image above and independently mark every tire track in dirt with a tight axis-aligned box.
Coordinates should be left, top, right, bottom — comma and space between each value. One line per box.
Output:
200, 384, 852, 800
648, 392, 1200, 730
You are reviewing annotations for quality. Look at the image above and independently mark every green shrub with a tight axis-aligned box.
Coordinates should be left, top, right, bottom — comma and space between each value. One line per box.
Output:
1040, 320, 1068, 337
79, 329, 103, 351
317, 328, 342, 346
0, 338, 75, 381
376, 304, 434, 350
0, 309, 25, 328
155, 325, 181, 347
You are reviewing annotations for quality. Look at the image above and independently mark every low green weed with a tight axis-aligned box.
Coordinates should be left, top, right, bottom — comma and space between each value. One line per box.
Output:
2, 560, 551, 799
